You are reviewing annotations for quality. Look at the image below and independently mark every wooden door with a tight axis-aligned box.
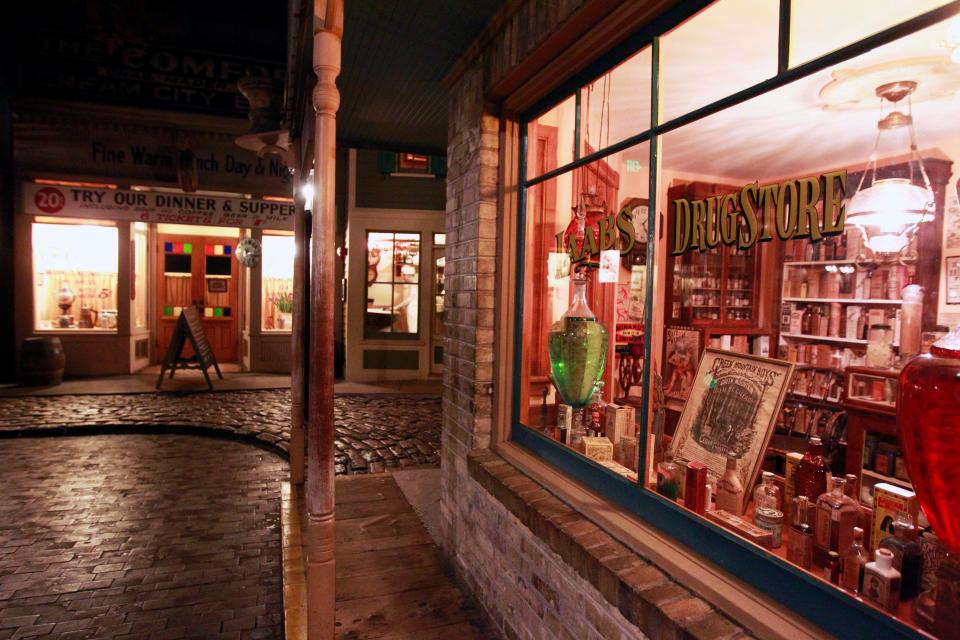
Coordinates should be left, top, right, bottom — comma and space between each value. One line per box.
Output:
155, 233, 239, 363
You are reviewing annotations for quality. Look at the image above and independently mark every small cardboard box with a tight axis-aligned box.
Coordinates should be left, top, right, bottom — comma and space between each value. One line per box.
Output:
618, 435, 639, 471
872, 482, 919, 549
604, 404, 636, 445
784, 451, 803, 523
706, 509, 774, 549
684, 461, 708, 515
582, 436, 614, 462
597, 459, 639, 484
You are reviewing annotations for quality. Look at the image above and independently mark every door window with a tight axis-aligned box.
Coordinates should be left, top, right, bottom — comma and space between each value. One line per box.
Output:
365, 232, 421, 338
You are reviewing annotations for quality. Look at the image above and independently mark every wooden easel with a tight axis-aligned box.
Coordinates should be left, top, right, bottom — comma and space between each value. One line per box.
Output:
156, 306, 223, 390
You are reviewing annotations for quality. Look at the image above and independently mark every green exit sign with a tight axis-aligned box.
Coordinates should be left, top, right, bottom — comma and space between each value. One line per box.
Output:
626, 160, 641, 172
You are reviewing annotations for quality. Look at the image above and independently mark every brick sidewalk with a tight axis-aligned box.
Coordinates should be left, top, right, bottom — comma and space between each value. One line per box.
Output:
0, 391, 441, 475
0, 434, 286, 640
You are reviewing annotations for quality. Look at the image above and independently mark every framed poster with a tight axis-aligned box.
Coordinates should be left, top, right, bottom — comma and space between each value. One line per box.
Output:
668, 349, 794, 514
663, 326, 702, 402
946, 256, 960, 304
207, 278, 228, 293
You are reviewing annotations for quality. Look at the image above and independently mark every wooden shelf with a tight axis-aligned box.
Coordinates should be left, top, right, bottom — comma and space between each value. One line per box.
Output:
782, 297, 902, 305
787, 392, 843, 409
781, 333, 867, 345
794, 364, 845, 374
862, 468, 912, 491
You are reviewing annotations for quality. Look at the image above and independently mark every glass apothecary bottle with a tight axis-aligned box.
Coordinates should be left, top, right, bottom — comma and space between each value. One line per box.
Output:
548, 271, 609, 409
841, 526, 868, 595
753, 471, 780, 515
899, 327, 960, 639
796, 436, 827, 502
879, 512, 923, 600
788, 496, 815, 570
866, 323, 894, 368
815, 476, 859, 564
716, 452, 744, 514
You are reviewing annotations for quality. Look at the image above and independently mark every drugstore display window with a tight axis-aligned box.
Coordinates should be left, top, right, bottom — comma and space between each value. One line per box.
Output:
32, 218, 119, 332
511, 1, 960, 638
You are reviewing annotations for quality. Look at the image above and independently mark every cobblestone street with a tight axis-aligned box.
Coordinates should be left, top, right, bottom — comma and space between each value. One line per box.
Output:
0, 392, 441, 475
0, 434, 286, 640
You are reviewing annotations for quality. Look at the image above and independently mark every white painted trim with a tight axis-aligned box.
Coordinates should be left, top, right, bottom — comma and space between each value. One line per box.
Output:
344, 146, 444, 382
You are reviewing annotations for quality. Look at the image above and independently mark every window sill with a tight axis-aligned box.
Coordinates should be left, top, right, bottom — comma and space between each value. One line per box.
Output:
485, 442, 829, 640
33, 329, 118, 335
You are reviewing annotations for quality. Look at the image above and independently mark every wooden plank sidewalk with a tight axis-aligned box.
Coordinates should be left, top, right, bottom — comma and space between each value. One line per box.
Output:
282, 475, 495, 640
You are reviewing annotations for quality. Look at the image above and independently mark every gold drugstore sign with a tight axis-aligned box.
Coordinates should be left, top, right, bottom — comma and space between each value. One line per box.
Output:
671, 170, 847, 255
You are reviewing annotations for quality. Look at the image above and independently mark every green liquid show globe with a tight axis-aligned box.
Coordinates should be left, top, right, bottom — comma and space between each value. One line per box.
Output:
548, 316, 608, 408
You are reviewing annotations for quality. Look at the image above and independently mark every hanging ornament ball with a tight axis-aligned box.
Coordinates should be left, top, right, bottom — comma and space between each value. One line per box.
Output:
235, 238, 262, 268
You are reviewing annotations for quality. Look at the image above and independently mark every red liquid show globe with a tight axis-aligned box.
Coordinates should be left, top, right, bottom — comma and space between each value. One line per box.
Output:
898, 330, 960, 554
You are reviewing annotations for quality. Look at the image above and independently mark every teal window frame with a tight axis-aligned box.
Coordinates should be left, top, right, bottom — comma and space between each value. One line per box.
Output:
511, 2, 960, 638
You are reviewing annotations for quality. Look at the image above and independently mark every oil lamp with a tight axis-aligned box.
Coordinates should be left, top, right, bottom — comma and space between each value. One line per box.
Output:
846, 81, 935, 263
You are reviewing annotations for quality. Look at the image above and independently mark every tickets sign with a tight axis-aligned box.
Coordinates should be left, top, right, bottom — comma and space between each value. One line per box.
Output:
22, 183, 294, 230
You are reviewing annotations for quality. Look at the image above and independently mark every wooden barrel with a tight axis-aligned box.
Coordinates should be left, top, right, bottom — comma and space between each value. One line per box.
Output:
19, 337, 66, 386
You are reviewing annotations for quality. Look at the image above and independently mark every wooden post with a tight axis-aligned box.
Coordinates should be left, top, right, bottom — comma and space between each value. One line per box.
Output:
306, 1, 342, 638
290, 171, 306, 485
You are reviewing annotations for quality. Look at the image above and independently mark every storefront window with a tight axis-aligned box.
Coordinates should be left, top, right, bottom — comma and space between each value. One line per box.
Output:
580, 47, 652, 151
133, 222, 148, 329
261, 233, 295, 331
515, 4, 960, 637
32, 219, 119, 331
789, 0, 951, 67
519, 142, 649, 480
527, 94, 577, 180
365, 232, 420, 338
660, 0, 777, 122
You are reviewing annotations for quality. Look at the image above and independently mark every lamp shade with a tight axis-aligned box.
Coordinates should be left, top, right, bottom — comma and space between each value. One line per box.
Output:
845, 178, 933, 254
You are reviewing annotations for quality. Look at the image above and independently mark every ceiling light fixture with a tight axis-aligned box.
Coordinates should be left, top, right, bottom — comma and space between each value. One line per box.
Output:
845, 80, 934, 263
301, 170, 316, 212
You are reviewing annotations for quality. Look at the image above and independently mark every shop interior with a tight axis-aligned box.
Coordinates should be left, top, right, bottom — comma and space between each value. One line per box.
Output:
31, 217, 295, 368
520, 3, 960, 634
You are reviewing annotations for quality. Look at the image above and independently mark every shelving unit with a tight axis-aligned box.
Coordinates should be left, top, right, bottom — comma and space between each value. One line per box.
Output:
783, 260, 856, 267
781, 333, 867, 345
862, 468, 912, 491
782, 297, 902, 305
665, 182, 763, 328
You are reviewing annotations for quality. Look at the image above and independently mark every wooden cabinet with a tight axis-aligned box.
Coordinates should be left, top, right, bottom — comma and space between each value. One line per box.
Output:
842, 366, 912, 505
664, 181, 769, 329
663, 181, 779, 363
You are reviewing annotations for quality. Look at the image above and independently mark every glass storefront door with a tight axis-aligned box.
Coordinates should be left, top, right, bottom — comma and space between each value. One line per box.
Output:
155, 232, 239, 363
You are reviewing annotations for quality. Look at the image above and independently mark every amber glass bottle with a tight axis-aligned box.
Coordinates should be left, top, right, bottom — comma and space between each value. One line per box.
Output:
795, 436, 827, 502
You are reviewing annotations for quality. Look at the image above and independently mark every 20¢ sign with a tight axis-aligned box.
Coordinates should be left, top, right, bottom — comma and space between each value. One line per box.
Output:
33, 187, 66, 213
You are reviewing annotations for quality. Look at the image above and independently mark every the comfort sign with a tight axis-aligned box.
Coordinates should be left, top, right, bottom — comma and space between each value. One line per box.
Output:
671, 170, 847, 255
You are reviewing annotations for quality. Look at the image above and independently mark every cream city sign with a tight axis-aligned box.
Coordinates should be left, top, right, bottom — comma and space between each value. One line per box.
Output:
22, 183, 294, 231
671, 170, 848, 255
